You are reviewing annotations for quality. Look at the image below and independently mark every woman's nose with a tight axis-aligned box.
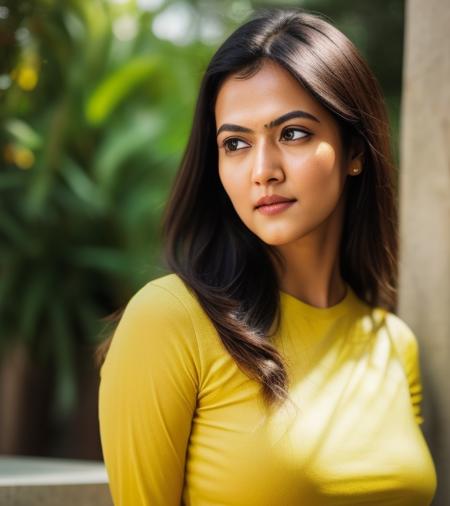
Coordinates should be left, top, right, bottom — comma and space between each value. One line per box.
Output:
250, 140, 284, 185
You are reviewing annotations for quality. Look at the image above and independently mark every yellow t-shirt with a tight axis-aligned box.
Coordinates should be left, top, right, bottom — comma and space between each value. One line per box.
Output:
99, 273, 437, 506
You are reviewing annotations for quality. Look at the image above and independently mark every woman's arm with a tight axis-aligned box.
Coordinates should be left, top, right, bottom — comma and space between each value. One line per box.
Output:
387, 313, 426, 426
99, 282, 200, 505
402, 327, 425, 426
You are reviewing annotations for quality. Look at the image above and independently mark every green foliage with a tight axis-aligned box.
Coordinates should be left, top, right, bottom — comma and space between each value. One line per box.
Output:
0, 0, 403, 423
0, 0, 218, 422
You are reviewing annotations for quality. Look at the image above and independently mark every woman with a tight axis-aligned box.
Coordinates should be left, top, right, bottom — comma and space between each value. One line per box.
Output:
98, 8, 437, 506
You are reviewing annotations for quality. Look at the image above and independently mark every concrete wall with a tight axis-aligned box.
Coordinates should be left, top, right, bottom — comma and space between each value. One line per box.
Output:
399, 1, 450, 504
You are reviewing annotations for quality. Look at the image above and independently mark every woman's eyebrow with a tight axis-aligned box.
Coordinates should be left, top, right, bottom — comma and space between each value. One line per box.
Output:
216, 109, 320, 136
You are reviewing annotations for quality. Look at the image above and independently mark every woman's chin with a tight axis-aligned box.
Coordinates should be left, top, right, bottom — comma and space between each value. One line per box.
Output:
256, 232, 299, 246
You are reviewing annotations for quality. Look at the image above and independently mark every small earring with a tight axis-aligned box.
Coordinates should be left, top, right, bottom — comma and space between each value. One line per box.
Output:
351, 166, 362, 175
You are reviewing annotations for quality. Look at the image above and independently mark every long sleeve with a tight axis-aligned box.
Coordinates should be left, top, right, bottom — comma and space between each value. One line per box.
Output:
98, 281, 201, 505
387, 314, 426, 426
403, 328, 425, 426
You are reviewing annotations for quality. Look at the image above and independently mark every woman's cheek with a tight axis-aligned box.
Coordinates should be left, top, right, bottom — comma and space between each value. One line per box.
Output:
298, 145, 342, 201
219, 168, 247, 215
309, 142, 338, 176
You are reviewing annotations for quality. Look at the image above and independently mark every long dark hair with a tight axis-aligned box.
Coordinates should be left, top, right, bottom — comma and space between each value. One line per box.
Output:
99, 8, 398, 410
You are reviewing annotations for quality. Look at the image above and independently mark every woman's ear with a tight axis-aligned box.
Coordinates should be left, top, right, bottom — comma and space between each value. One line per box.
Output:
347, 136, 365, 176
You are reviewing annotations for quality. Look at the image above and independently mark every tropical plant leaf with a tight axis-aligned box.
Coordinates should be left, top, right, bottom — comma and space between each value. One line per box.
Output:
85, 55, 161, 125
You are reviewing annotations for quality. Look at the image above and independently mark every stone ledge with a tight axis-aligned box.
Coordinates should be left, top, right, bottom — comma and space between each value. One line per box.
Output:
0, 456, 113, 506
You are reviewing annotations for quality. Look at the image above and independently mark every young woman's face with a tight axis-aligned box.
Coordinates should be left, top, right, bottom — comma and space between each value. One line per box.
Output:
215, 59, 360, 247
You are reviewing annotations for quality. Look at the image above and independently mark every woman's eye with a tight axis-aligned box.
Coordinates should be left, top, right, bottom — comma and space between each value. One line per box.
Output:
223, 138, 248, 152
222, 129, 308, 152
281, 127, 309, 141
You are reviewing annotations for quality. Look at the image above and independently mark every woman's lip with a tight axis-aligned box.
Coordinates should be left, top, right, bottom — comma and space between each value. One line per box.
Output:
256, 200, 296, 215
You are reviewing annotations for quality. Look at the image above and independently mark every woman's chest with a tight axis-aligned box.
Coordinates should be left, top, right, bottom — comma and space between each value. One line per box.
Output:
182, 327, 436, 505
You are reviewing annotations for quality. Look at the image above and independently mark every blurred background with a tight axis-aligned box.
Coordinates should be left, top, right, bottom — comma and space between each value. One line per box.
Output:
0, 0, 407, 461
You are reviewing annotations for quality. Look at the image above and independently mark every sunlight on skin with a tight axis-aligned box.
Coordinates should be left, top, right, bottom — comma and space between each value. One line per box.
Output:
215, 59, 363, 307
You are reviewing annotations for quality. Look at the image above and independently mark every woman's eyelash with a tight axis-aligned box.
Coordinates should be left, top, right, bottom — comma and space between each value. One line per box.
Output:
223, 138, 249, 152
222, 127, 310, 152
281, 127, 310, 141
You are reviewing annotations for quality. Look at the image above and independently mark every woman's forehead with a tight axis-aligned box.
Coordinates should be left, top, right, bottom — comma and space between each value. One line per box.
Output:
214, 61, 330, 129
217, 61, 307, 102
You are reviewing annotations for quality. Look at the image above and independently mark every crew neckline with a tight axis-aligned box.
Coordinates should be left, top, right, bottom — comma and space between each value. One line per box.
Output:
279, 282, 357, 320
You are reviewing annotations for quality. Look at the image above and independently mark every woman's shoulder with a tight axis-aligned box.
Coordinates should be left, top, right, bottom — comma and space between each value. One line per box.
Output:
102, 273, 204, 375
119, 272, 215, 348
366, 305, 421, 368
129, 272, 202, 319
370, 306, 418, 343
